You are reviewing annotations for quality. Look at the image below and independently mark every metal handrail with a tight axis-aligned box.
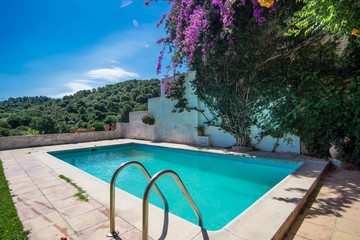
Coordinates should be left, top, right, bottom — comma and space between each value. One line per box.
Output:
142, 170, 203, 240
106, 161, 169, 237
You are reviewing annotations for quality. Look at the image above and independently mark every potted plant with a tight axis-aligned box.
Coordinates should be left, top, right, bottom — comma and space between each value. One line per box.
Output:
77, 129, 87, 133
104, 115, 116, 131
195, 125, 205, 136
91, 127, 96, 132
329, 137, 351, 166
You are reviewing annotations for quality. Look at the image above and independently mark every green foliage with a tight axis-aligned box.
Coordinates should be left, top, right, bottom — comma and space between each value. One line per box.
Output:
0, 127, 9, 137
104, 115, 116, 125
21, 128, 40, 136
89, 121, 105, 131
29, 115, 56, 134
59, 175, 88, 202
0, 160, 29, 239
119, 104, 132, 123
55, 121, 69, 133
6, 115, 22, 129
0, 120, 10, 129
289, 0, 360, 42
264, 37, 360, 167
0, 79, 160, 136
142, 114, 155, 125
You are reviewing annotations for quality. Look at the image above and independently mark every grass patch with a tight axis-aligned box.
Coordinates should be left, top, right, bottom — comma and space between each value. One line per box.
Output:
0, 160, 29, 240
59, 175, 88, 202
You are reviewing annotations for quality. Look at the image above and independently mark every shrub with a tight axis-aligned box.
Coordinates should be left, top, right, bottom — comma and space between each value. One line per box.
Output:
142, 114, 155, 125
89, 121, 104, 131
0, 127, 9, 137
104, 115, 116, 125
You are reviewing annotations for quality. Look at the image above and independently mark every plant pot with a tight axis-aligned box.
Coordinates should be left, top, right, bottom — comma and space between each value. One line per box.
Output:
77, 129, 87, 133
104, 124, 110, 131
70, 129, 76, 133
111, 124, 116, 131
329, 145, 339, 159
331, 158, 342, 166
197, 130, 204, 136
91, 127, 95, 132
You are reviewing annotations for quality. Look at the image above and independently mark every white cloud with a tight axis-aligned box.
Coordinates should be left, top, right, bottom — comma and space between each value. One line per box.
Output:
87, 67, 139, 82
50, 80, 94, 98
110, 60, 119, 63
145, 44, 149, 48
133, 19, 139, 27
120, 0, 133, 8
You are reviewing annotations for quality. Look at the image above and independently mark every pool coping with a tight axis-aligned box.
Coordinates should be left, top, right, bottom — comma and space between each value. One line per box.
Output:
31, 139, 329, 240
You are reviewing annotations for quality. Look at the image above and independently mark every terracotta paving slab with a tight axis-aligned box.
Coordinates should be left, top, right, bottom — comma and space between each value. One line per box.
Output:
286, 166, 360, 240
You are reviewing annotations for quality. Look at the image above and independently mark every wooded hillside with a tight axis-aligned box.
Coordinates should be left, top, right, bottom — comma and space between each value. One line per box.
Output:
0, 79, 160, 136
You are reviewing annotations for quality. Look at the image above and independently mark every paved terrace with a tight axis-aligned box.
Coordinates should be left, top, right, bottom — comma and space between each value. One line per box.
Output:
1, 139, 357, 240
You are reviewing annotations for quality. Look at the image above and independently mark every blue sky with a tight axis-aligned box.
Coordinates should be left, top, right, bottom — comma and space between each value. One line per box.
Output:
0, 0, 171, 99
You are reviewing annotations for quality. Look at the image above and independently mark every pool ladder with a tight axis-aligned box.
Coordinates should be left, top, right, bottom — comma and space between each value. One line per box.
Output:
106, 161, 203, 240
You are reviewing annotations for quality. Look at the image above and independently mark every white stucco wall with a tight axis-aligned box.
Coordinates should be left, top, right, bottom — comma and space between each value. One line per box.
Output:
123, 71, 300, 153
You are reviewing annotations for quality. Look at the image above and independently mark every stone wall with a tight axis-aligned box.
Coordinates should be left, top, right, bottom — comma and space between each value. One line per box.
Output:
0, 130, 121, 150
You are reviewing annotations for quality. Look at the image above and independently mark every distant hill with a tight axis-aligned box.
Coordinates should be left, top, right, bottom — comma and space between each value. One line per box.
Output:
0, 79, 160, 136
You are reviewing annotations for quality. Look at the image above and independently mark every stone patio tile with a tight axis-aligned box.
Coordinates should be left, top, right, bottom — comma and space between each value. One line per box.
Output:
67, 209, 108, 232
88, 198, 103, 209
292, 221, 333, 240
31, 173, 59, 183
45, 188, 77, 202
78, 217, 135, 240
119, 228, 152, 240
12, 188, 44, 202
337, 208, 360, 222
51, 196, 83, 210
25, 168, 51, 177
27, 220, 74, 240
41, 183, 74, 195
15, 196, 53, 212
335, 217, 360, 236
23, 211, 64, 232
17, 203, 56, 222
332, 230, 360, 240
36, 179, 65, 190
9, 180, 36, 190
98, 205, 111, 218
283, 233, 310, 240
11, 185, 39, 195
7, 175, 32, 184
58, 201, 95, 219
303, 213, 337, 228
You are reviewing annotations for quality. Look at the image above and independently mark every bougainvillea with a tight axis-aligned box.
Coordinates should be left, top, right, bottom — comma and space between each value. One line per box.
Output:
145, 0, 278, 75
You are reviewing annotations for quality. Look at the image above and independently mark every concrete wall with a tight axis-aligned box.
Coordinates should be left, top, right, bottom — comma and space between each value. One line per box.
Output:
0, 130, 121, 150
123, 71, 301, 153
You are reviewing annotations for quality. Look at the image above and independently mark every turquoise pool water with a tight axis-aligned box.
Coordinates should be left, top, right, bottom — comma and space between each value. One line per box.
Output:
50, 144, 301, 230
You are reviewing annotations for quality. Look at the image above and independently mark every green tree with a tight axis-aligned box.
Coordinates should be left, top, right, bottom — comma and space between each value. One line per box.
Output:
6, 115, 22, 129
30, 115, 56, 134
119, 104, 132, 123
289, 0, 360, 41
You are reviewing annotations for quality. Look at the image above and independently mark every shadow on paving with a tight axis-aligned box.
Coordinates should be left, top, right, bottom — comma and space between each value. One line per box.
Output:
284, 164, 360, 239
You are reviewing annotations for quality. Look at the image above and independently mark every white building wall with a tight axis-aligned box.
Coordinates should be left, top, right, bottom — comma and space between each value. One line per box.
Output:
124, 71, 300, 153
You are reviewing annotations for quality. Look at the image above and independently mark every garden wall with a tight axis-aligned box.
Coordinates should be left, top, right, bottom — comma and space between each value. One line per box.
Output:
123, 71, 301, 153
0, 129, 121, 150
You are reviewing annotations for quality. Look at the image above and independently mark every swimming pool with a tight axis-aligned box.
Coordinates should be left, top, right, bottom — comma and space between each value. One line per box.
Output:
50, 143, 302, 230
